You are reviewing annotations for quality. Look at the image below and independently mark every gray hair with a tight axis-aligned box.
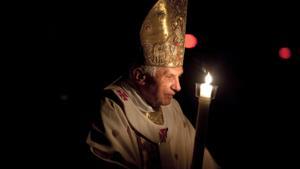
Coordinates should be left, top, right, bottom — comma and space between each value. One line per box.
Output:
129, 65, 158, 80
140, 65, 157, 77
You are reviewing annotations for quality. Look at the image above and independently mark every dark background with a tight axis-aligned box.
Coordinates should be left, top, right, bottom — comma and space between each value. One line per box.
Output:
43, 1, 300, 168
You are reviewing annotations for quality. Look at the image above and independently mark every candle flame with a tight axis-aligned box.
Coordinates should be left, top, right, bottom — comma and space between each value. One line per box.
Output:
205, 72, 212, 84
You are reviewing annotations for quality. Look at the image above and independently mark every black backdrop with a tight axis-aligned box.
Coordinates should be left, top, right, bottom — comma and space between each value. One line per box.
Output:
42, 1, 300, 168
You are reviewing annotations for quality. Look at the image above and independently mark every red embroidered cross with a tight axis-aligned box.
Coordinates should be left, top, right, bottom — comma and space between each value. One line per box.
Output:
116, 89, 128, 101
159, 128, 168, 143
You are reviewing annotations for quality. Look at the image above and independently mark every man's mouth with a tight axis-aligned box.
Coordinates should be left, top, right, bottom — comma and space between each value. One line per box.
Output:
165, 94, 174, 99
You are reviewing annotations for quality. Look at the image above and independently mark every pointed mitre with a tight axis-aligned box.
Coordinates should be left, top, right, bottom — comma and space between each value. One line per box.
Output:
140, 0, 188, 67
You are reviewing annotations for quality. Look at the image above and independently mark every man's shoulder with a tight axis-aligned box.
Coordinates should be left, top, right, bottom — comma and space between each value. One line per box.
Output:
101, 78, 126, 99
100, 87, 124, 108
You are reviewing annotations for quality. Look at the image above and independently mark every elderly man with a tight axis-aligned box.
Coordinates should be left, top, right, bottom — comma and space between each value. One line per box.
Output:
86, 0, 220, 168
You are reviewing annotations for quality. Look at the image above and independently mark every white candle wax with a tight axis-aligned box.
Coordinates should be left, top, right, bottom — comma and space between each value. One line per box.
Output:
200, 83, 213, 98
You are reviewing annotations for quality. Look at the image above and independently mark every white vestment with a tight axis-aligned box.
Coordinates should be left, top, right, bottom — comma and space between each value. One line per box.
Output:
86, 80, 219, 169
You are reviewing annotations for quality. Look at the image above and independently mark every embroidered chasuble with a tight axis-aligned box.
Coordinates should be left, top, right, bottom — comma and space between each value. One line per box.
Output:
87, 80, 219, 169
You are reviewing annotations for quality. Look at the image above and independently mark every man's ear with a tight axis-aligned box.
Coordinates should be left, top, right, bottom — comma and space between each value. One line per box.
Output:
132, 68, 146, 85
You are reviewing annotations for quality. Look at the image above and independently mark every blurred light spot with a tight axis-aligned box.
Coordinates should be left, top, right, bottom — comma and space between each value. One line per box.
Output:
185, 34, 198, 48
60, 94, 68, 101
279, 47, 291, 60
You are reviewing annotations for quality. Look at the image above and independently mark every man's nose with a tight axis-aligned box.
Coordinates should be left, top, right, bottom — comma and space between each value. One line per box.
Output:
171, 78, 181, 92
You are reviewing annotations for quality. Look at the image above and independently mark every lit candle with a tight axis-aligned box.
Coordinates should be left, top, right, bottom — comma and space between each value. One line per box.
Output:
200, 73, 213, 98
192, 72, 217, 169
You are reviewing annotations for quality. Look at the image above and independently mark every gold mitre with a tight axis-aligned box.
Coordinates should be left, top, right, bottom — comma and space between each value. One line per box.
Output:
140, 0, 188, 67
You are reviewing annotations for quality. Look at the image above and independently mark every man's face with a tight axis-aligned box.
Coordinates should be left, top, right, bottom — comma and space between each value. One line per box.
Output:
144, 66, 183, 108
